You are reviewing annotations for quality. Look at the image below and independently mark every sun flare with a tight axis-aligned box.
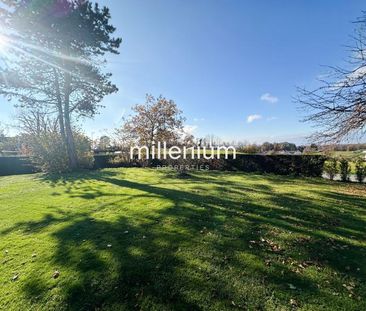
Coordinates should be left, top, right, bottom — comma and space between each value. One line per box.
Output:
0, 34, 8, 52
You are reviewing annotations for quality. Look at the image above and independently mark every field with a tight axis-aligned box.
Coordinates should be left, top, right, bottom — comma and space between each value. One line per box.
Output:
324, 150, 365, 174
0, 168, 365, 310
327, 150, 365, 160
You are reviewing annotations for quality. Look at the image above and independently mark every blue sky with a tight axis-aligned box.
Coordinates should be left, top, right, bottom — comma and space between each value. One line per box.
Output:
1, 0, 366, 143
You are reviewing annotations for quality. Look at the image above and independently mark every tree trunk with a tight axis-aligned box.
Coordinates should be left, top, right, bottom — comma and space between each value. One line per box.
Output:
63, 72, 78, 170
54, 69, 67, 144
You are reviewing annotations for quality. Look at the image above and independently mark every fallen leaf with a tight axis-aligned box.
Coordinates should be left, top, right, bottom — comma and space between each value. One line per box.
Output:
52, 270, 60, 279
290, 298, 298, 307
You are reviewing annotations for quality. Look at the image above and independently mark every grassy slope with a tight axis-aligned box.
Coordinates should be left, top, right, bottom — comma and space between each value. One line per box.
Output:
0, 168, 365, 311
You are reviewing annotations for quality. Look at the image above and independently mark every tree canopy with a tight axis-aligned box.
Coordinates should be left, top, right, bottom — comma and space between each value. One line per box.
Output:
0, 0, 121, 169
119, 94, 185, 150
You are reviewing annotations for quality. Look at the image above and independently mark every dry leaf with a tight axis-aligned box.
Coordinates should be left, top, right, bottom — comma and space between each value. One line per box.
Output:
52, 270, 60, 279
290, 298, 298, 307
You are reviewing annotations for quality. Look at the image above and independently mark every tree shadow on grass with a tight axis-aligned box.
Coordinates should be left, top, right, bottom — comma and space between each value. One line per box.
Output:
4, 169, 366, 310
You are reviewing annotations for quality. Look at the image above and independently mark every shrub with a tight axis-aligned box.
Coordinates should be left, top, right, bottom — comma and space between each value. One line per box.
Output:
323, 158, 338, 180
74, 132, 94, 169
27, 132, 69, 173
27, 131, 93, 173
355, 158, 365, 183
339, 158, 351, 182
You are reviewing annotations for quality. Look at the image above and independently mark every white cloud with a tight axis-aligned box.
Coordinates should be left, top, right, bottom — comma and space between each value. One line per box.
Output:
260, 93, 278, 104
193, 117, 205, 122
183, 125, 198, 136
177, 125, 198, 140
348, 65, 366, 81
247, 114, 262, 123
328, 66, 366, 91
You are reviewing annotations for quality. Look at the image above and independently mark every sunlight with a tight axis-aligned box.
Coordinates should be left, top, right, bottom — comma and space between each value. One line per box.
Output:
0, 33, 8, 51
0, 32, 91, 81
0, 33, 85, 80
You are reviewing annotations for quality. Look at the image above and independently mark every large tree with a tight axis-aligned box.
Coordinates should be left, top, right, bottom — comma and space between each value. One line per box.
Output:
297, 13, 366, 143
119, 94, 185, 152
0, 0, 121, 168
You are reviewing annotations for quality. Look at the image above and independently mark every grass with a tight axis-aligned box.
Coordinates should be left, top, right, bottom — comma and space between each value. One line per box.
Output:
0, 168, 365, 310
327, 150, 365, 160
324, 151, 366, 174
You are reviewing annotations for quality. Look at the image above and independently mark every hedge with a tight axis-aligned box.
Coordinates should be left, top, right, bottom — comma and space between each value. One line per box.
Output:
227, 154, 325, 176
0, 154, 326, 177
93, 154, 326, 177
0, 157, 39, 176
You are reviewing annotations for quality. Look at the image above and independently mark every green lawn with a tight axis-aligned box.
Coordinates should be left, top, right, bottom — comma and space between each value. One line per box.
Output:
0, 168, 365, 310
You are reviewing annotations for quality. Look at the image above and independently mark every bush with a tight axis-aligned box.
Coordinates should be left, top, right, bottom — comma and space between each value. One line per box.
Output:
93, 153, 140, 169
27, 132, 69, 173
339, 158, 351, 182
323, 158, 338, 180
355, 158, 365, 183
27, 131, 93, 173
74, 132, 94, 169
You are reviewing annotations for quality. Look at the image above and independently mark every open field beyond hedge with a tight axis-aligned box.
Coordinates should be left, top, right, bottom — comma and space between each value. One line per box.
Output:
0, 168, 365, 310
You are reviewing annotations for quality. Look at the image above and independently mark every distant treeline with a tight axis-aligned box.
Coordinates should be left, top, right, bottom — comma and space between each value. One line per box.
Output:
1, 133, 365, 156
320, 143, 366, 152
237, 142, 301, 154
